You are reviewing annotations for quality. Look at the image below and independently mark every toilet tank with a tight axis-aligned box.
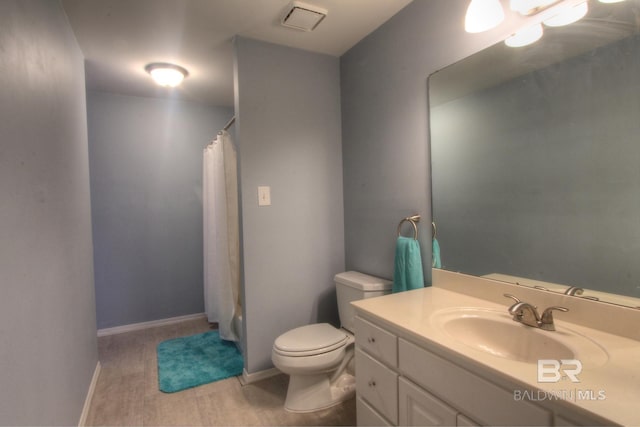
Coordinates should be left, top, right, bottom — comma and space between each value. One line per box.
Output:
334, 271, 392, 333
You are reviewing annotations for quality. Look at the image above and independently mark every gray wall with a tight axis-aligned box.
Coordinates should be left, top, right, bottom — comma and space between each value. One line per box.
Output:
340, 0, 539, 283
234, 37, 344, 373
87, 92, 233, 329
431, 34, 640, 298
0, 0, 98, 424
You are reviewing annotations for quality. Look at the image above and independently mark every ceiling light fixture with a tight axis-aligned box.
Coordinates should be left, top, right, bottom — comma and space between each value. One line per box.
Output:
464, 0, 505, 33
598, 0, 625, 3
543, 1, 589, 27
145, 63, 189, 87
505, 23, 544, 47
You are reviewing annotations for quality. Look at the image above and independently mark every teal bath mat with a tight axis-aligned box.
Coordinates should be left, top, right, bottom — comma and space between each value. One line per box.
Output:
157, 330, 243, 393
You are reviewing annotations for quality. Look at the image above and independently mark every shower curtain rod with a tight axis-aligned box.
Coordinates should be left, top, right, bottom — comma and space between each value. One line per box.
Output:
207, 116, 236, 147
220, 116, 235, 133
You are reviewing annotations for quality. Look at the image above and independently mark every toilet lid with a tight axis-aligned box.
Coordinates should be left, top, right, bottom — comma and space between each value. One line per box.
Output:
274, 323, 348, 355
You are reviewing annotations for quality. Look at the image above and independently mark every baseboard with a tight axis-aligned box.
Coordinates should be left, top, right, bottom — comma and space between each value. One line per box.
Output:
240, 367, 281, 385
97, 313, 206, 337
78, 361, 101, 427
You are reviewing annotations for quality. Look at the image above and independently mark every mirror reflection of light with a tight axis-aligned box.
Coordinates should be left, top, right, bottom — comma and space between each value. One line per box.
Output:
464, 0, 505, 33
510, 0, 558, 15
544, 1, 589, 27
505, 23, 544, 47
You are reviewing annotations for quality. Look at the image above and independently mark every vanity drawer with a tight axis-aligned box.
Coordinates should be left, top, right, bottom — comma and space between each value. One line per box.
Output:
354, 316, 398, 368
398, 339, 552, 426
356, 348, 398, 424
356, 397, 393, 426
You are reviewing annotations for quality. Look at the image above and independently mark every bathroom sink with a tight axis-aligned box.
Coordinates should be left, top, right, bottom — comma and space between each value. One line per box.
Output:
430, 308, 608, 366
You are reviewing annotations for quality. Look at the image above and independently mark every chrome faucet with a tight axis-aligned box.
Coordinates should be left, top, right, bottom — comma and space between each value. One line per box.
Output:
503, 294, 568, 331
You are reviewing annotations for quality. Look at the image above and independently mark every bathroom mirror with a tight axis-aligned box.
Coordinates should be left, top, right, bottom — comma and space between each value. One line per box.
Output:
429, 0, 640, 308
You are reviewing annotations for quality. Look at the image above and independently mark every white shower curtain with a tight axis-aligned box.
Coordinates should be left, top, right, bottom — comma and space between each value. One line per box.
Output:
203, 130, 240, 342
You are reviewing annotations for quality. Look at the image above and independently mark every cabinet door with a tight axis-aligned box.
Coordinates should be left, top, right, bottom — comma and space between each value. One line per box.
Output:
399, 377, 457, 427
399, 339, 552, 426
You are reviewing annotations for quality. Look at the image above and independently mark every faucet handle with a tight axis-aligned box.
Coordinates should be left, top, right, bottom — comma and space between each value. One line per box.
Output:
504, 293, 537, 309
503, 293, 520, 304
504, 294, 525, 321
565, 286, 584, 296
540, 306, 569, 331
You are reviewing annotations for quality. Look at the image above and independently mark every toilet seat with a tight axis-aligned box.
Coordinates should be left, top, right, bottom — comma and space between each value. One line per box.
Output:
273, 323, 349, 357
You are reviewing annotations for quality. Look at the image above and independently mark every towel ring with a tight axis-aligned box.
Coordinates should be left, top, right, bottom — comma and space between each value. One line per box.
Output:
432, 222, 437, 239
397, 214, 421, 240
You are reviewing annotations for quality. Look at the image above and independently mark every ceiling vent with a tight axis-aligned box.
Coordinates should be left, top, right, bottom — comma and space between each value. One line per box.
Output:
281, 1, 328, 32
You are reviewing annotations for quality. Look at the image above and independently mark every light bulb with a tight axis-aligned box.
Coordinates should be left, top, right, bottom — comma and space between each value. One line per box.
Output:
544, 1, 589, 27
465, 0, 505, 33
145, 63, 188, 88
505, 23, 544, 47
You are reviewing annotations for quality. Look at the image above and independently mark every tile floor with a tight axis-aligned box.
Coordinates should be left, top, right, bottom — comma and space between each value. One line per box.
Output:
87, 317, 357, 426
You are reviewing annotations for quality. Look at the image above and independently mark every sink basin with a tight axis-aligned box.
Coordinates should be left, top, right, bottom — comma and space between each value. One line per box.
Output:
430, 308, 608, 366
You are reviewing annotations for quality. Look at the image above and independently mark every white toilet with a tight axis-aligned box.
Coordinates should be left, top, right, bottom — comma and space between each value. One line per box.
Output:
271, 271, 392, 413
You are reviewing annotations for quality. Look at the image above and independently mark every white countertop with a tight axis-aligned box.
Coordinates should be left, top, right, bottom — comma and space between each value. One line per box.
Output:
352, 284, 640, 426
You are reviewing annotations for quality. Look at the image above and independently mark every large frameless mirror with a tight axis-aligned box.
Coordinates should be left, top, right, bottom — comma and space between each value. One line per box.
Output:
429, 0, 640, 308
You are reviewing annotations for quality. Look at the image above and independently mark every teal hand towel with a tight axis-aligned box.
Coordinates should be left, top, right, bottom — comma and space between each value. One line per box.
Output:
432, 238, 442, 269
393, 236, 424, 293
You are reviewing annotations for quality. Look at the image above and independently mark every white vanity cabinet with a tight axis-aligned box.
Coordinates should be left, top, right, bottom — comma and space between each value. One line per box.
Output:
354, 315, 554, 426
352, 275, 638, 426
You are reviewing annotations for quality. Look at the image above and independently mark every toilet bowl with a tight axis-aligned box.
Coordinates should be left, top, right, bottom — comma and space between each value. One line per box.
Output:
272, 323, 356, 412
271, 271, 392, 413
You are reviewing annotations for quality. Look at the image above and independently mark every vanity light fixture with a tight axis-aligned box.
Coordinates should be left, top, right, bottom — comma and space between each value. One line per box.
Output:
510, 0, 561, 15
470, 0, 622, 48
505, 23, 544, 47
145, 63, 189, 87
464, 0, 505, 33
543, 1, 589, 27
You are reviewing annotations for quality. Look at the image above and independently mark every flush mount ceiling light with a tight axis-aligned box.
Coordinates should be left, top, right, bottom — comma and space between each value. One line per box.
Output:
505, 23, 544, 47
543, 1, 589, 27
465, 0, 505, 33
598, 0, 625, 3
145, 63, 188, 87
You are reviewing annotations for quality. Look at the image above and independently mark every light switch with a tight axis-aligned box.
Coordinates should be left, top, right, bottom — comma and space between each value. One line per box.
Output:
258, 186, 271, 206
